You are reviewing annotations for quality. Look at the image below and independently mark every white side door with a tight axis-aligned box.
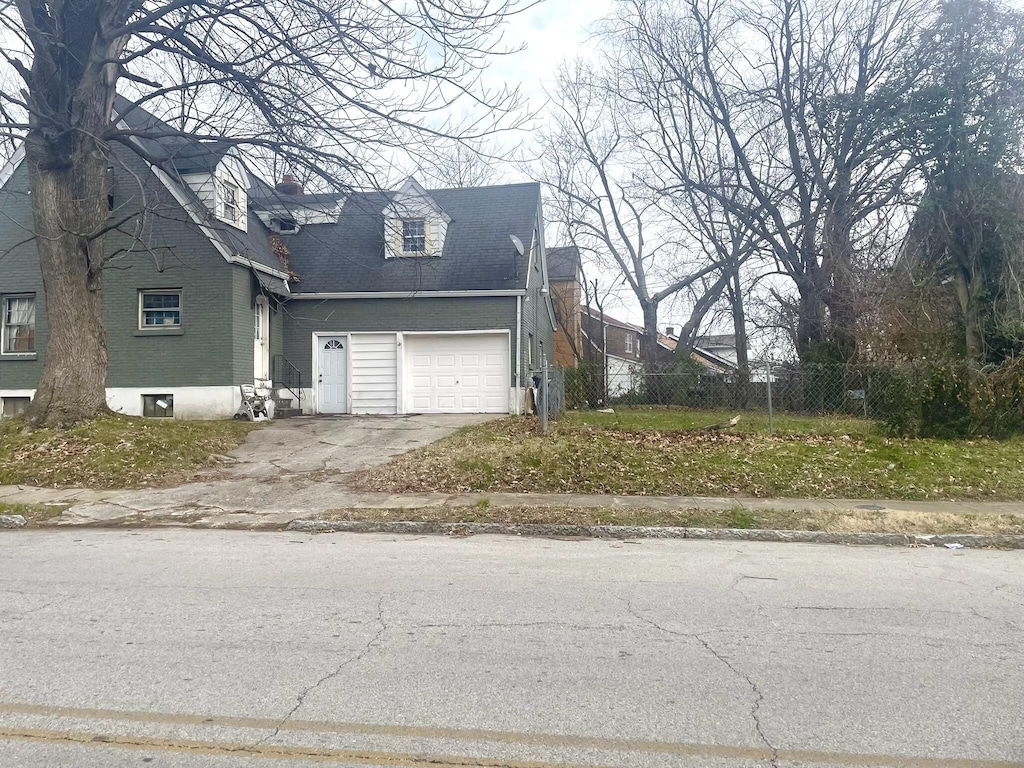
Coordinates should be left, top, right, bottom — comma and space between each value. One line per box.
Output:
318, 336, 348, 413
253, 301, 270, 380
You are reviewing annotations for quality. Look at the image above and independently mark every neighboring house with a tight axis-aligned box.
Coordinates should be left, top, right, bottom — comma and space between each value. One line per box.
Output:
581, 308, 653, 397
661, 329, 742, 375
547, 245, 582, 368
0, 107, 554, 419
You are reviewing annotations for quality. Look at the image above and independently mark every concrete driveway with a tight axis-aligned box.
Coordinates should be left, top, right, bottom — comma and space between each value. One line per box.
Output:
217, 414, 493, 479
57, 414, 493, 526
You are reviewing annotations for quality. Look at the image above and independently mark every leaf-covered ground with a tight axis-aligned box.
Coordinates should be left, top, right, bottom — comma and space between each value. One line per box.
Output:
315, 504, 1024, 535
0, 416, 258, 489
354, 409, 1024, 501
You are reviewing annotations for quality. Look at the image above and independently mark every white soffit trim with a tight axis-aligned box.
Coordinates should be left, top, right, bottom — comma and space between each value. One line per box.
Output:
289, 289, 526, 299
119, 122, 289, 281
0, 145, 26, 190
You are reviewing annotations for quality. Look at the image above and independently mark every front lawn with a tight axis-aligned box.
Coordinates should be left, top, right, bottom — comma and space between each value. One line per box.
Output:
355, 409, 1024, 500
0, 416, 258, 489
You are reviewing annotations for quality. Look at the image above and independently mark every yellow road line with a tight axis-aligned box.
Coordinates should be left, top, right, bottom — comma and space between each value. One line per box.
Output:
0, 726, 606, 767
0, 701, 1019, 768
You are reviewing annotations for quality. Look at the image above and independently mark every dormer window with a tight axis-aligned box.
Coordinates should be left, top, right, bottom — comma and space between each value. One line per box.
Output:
220, 178, 241, 224
269, 217, 298, 234
382, 178, 451, 259
402, 219, 426, 253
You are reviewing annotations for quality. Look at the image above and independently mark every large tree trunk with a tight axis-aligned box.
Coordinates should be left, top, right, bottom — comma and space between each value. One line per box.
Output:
24, 160, 112, 426
795, 278, 829, 362
19, 2, 122, 426
640, 300, 659, 369
821, 177, 859, 362
953, 271, 986, 364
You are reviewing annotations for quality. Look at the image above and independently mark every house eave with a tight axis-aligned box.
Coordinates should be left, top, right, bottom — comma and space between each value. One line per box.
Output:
288, 289, 526, 300
0, 145, 25, 189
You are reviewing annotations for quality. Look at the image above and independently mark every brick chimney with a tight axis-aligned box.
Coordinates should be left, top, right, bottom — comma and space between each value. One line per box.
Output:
275, 173, 303, 196
665, 326, 676, 337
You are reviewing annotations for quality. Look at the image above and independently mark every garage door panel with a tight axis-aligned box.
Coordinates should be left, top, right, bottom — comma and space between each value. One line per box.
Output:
404, 334, 509, 414
350, 333, 398, 415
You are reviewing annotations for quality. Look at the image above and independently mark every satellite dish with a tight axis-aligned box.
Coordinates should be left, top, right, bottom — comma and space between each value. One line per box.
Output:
509, 234, 526, 256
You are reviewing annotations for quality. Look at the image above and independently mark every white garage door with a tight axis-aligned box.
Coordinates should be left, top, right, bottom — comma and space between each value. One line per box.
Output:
405, 334, 510, 414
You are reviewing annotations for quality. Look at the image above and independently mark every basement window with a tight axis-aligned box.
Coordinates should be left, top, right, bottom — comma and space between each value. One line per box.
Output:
142, 394, 174, 418
1, 397, 30, 418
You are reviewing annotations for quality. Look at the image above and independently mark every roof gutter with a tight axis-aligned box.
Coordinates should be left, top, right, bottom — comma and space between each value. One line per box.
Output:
288, 289, 526, 299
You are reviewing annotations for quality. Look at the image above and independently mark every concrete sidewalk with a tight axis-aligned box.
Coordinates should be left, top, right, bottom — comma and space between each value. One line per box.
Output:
3, 481, 1022, 529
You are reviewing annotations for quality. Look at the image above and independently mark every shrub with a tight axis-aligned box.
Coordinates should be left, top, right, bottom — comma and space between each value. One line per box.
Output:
876, 360, 1024, 438
565, 361, 605, 409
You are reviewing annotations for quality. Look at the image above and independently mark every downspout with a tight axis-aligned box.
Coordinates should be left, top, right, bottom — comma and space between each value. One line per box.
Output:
515, 295, 523, 415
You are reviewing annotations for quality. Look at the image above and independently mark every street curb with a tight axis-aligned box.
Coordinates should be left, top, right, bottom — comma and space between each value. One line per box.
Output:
284, 519, 1024, 548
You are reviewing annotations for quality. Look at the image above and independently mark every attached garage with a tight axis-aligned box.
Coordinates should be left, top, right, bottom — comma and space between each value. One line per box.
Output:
404, 333, 510, 414
314, 331, 510, 415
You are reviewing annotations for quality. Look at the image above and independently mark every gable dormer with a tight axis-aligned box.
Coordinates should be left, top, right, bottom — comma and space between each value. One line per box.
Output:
178, 149, 248, 232
382, 178, 451, 258
252, 175, 343, 235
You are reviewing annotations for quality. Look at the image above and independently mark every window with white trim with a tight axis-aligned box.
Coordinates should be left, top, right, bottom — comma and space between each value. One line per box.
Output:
624, 333, 633, 353
140, 290, 182, 329
254, 303, 263, 341
2, 295, 35, 353
402, 219, 426, 253
220, 178, 241, 225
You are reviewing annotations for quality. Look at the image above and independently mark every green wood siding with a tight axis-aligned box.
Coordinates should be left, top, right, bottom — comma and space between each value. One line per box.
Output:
280, 296, 519, 383
0, 154, 258, 390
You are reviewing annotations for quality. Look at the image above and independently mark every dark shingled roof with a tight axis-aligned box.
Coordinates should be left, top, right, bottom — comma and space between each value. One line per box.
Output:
113, 99, 286, 274
286, 183, 540, 293
547, 245, 580, 280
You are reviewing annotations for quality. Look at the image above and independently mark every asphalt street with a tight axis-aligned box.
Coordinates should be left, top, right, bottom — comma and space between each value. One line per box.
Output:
1, 530, 1022, 767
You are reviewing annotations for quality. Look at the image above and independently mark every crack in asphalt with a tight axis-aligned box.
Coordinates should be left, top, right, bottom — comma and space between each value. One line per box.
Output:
620, 597, 780, 768
251, 595, 389, 750
413, 620, 631, 631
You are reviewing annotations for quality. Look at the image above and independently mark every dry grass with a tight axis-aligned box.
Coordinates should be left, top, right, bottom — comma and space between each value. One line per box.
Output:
0, 501, 69, 525
354, 410, 1024, 501
316, 504, 1024, 536
0, 415, 259, 489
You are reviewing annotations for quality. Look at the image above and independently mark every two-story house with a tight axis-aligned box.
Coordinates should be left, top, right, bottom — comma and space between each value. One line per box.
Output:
0, 107, 554, 419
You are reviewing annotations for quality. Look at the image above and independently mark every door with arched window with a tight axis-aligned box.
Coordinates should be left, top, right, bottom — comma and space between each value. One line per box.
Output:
318, 336, 348, 413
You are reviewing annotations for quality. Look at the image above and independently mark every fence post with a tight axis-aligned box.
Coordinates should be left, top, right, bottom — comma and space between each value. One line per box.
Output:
541, 355, 549, 435
766, 361, 774, 435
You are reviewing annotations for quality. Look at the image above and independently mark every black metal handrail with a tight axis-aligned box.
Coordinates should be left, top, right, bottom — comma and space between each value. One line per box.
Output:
271, 354, 303, 401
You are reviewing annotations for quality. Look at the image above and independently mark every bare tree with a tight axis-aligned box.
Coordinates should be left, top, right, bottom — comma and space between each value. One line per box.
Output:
604, 0, 925, 363
539, 63, 727, 367
419, 141, 507, 188
0, 0, 529, 425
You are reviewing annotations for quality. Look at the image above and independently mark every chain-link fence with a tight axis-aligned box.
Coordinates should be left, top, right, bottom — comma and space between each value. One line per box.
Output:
550, 357, 1024, 437
563, 362, 912, 419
